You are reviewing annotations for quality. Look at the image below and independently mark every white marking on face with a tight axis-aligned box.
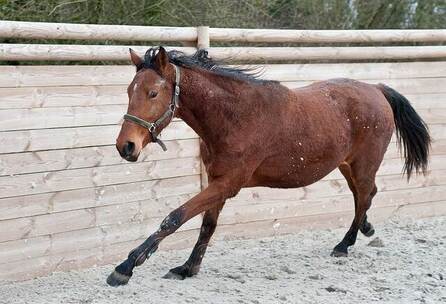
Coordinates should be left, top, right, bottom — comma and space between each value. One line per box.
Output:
133, 83, 138, 92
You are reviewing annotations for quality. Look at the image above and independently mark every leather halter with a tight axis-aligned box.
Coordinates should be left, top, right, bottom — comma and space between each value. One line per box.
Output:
123, 64, 180, 152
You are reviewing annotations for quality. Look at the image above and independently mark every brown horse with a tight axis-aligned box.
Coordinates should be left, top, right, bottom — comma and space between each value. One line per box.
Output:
108, 47, 430, 286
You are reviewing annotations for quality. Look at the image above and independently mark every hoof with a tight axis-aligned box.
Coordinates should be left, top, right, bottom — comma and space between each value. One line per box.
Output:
330, 250, 348, 257
331, 242, 349, 257
163, 264, 198, 280
362, 225, 375, 237
106, 270, 131, 287
163, 270, 186, 280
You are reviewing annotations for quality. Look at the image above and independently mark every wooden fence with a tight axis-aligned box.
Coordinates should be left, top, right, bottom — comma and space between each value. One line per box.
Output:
0, 21, 445, 281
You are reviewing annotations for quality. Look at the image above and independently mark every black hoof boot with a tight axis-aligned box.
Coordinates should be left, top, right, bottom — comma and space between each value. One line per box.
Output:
361, 223, 375, 237
163, 264, 198, 280
331, 243, 348, 257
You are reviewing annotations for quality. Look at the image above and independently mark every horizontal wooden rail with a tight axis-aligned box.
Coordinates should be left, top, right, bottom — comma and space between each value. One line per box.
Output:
1, 44, 445, 61
1, 21, 445, 44
0, 44, 196, 61
209, 28, 446, 43
0, 20, 197, 42
210, 46, 446, 61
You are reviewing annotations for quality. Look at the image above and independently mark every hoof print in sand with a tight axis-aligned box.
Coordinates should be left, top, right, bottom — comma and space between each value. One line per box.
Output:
367, 237, 385, 248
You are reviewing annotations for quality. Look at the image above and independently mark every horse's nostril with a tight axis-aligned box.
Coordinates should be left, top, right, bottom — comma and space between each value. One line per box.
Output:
124, 141, 135, 156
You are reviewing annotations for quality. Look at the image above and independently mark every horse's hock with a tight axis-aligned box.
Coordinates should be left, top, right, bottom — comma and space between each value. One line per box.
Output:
0, 22, 445, 281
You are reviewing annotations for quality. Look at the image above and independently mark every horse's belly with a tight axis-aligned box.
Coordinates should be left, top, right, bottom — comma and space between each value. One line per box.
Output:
248, 152, 344, 189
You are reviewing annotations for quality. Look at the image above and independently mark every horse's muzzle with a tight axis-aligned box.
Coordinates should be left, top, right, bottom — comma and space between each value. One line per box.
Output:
117, 141, 139, 162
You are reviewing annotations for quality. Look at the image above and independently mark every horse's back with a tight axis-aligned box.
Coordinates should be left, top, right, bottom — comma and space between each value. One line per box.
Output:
292, 78, 394, 135
291, 77, 395, 162
248, 78, 395, 188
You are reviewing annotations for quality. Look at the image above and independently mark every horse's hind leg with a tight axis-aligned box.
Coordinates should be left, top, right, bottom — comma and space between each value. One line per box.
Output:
338, 163, 375, 238
331, 161, 378, 257
163, 203, 224, 280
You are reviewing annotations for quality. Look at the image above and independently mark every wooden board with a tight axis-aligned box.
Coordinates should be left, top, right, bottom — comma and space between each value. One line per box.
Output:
0, 183, 443, 263
0, 138, 199, 176
0, 105, 126, 131
2, 136, 444, 178
0, 156, 200, 198
260, 62, 446, 81
0, 193, 201, 243
284, 78, 446, 94
0, 85, 127, 109
1, 198, 445, 282
2, 45, 445, 62
221, 185, 446, 226
0, 121, 198, 153
0, 169, 442, 243
0, 21, 198, 42
0, 62, 444, 88
1, 88, 445, 111
230, 170, 446, 207
0, 104, 444, 132
0, 175, 201, 221
209, 28, 446, 44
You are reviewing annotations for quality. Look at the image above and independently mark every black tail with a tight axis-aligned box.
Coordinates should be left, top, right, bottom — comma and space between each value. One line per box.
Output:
378, 84, 431, 180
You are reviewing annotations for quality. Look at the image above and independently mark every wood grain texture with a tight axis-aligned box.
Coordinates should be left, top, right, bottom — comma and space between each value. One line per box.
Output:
0, 85, 127, 109
0, 156, 200, 198
1, 198, 445, 282
0, 175, 201, 221
0, 139, 199, 176
209, 28, 446, 43
0, 62, 444, 87
1, 44, 445, 62
2, 22, 444, 43
0, 121, 197, 153
0, 44, 196, 62
0, 21, 198, 42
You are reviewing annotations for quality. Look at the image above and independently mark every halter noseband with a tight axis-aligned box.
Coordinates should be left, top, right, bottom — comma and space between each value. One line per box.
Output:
123, 64, 181, 152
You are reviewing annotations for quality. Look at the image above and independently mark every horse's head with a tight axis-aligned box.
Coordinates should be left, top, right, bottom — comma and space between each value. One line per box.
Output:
116, 47, 180, 162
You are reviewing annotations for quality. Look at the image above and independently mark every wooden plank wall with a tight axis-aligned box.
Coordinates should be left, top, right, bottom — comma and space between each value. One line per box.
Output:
0, 61, 445, 281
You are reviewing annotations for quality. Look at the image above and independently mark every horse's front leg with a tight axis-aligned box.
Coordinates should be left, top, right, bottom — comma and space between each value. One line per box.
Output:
163, 203, 224, 280
106, 179, 237, 286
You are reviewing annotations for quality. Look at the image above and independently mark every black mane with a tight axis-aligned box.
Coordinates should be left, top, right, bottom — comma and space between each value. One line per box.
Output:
138, 47, 273, 84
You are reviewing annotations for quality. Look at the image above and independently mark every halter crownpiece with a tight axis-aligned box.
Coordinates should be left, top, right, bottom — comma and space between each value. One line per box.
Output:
123, 64, 181, 152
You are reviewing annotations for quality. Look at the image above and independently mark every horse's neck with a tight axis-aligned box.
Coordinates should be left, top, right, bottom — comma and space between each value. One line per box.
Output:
177, 68, 252, 146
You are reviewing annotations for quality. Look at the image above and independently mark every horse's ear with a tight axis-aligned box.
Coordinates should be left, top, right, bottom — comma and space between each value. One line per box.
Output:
129, 48, 143, 67
153, 46, 169, 74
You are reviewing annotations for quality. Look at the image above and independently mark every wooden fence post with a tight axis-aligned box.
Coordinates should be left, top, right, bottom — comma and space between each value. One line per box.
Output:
197, 26, 210, 50
196, 26, 210, 190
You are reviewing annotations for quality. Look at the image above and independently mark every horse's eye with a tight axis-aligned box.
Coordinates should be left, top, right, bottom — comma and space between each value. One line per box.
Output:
148, 90, 158, 98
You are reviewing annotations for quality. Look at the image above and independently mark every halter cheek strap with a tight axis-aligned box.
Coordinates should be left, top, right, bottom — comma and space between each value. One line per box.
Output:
123, 64, 181, 151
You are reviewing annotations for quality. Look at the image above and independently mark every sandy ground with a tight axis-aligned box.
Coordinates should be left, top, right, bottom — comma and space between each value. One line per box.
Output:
0, 216, 445, 304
